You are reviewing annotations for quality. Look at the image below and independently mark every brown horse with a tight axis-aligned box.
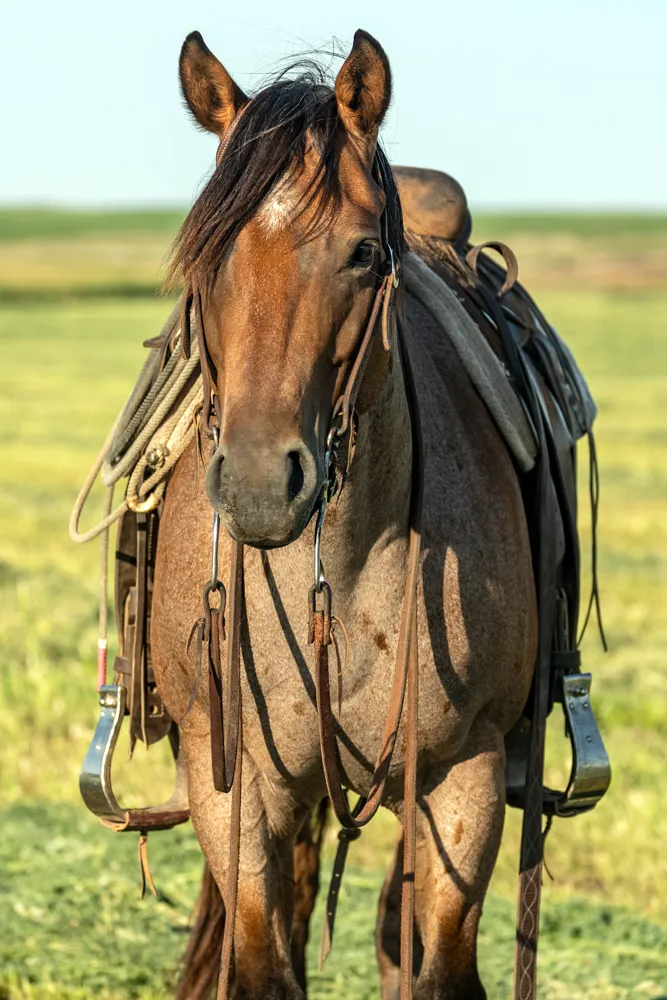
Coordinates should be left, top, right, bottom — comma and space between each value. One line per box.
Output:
151, 28, 537, 1000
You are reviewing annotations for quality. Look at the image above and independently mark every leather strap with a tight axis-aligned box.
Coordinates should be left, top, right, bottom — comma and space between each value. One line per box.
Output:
513, 358, 556, 1000
194, 540, 245, 999
129, 513, 149, 750
466, 241, 519, 298
180, 283, 195, 360
400, 611, 418, 998
220, 686, 243, 1000
205, 540, 244, 793
311, 486, 421, 832
180, 283, 221, 440
461, 247, 556, 1000
311, 309, 423, 823
318, 819, 361, 969
334, 271, 393, 438
309, 314, 423, 1000
138, 832, 159, 900
397, 327, 423, 1000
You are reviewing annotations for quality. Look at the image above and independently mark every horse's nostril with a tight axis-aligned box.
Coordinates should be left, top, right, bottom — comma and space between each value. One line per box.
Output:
287, 451, 305, 503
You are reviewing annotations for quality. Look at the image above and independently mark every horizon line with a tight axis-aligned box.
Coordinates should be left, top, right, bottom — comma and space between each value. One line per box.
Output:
2, 201, 667, 217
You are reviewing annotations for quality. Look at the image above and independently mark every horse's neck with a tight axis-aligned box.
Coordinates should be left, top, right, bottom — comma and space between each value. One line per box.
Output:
323, 331, 413, 596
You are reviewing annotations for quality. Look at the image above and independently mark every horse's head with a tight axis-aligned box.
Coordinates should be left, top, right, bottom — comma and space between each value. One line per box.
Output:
170, 30, 402, 549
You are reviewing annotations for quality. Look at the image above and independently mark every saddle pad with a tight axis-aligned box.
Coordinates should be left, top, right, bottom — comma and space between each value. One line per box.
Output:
403, 250, 538, 471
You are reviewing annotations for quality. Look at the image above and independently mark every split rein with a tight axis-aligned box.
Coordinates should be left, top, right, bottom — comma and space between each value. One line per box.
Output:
186, 247, 425, 1000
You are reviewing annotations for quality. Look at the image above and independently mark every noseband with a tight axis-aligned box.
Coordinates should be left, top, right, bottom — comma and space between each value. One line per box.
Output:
182, 133, 424, 1000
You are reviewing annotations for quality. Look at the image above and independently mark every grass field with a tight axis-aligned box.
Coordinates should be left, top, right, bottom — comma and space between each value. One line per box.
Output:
0, 207, 666, 999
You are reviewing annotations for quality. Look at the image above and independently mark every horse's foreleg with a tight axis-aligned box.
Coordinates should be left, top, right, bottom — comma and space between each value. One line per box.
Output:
290, 800, 327, 994
181, 723, 306, 1000
413, 720, 506, 1000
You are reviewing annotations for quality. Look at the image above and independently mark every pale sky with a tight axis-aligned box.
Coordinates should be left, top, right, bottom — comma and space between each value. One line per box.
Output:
1, 0, 665, 209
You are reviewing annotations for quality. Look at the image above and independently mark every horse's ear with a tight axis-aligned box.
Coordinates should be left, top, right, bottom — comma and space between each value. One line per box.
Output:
335, 30, 391, 157
179, 31, 247, 136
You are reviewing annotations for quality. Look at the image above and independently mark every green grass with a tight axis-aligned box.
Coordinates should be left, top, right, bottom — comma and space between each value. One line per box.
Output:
0, 207, 185, 242
0, 207, 184, 300
473, 212, 667, 239
2, 803, 667, 1000
0, 210, 666, 998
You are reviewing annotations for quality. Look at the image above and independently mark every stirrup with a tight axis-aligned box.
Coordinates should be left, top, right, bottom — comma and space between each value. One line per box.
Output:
80, 684, 190, 832
506, 673, 611, 817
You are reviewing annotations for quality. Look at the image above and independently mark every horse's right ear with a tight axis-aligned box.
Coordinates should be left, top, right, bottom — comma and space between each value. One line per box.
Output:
179, 32, 247, 137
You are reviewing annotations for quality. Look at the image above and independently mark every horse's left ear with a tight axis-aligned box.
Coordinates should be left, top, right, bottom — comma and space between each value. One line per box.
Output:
335, 30, 391, 157
179, 31, 247, 137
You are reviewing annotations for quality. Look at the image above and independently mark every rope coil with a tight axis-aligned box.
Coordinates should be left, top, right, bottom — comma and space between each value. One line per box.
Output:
69, 298, 202, 665
69, 301, 202, 546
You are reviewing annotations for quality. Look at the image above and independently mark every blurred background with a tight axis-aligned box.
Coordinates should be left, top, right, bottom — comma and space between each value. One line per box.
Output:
0, 2, 665, 998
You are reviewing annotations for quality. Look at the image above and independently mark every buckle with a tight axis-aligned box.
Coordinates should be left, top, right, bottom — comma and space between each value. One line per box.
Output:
307, 581, 332, 646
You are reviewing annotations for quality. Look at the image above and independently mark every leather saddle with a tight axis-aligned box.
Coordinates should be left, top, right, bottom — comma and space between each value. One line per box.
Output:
405, 214, 610, 818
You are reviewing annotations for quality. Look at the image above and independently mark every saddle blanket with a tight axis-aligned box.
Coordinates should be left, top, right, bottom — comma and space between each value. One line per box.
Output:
402, 250, 596, 472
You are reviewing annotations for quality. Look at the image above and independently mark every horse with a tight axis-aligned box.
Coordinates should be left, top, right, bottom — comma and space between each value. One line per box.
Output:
151, 28, 537, 1000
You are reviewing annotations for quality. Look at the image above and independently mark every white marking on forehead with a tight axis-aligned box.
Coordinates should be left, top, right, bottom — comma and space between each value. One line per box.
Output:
259, 174, 299, 232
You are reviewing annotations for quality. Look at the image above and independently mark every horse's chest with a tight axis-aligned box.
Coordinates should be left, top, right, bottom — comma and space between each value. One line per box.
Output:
240, 585, 468, 797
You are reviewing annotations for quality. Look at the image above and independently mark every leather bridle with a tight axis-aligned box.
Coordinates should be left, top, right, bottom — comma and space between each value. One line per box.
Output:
182, 142, 424, 1000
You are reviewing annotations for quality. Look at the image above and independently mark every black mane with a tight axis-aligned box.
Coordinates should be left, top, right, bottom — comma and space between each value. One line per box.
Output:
168, 63, 403, 284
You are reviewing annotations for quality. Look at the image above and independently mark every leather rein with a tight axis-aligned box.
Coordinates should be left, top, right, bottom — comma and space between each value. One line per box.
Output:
182, 184, 424, 998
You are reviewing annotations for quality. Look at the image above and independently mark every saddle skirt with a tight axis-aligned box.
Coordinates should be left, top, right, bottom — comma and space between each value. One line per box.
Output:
402, 246, 597, 472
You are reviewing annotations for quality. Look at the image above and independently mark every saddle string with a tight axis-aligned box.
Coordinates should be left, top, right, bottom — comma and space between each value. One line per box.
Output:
330, 615, 349, 716
577, 431, 607, 650
462, 259, 554, 1000
513, 390, 555, 1000
138, 832, 159, 901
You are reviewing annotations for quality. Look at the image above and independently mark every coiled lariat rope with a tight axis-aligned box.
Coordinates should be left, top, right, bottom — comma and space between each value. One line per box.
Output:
69, 297, 203, 682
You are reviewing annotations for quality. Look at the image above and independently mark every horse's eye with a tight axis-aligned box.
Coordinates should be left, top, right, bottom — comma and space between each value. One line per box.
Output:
349, 240, 378, 269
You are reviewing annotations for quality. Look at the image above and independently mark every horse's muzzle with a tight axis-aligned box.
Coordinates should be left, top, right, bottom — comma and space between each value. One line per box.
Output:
206, 436, 320, 548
